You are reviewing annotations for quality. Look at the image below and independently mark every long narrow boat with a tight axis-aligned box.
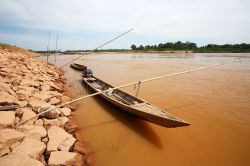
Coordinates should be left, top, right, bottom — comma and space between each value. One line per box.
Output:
81, 72, 190, 128
70, 63, 87, 71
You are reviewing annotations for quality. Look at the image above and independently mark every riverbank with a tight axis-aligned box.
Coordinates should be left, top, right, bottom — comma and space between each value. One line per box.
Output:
0, 47, 93, 165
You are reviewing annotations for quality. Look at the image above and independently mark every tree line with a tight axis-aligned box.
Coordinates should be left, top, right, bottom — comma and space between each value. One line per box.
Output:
131, 41, 250, 53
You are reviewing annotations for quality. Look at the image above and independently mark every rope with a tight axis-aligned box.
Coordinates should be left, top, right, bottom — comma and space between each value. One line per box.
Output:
59, 28, 134, 69
17, 58, 245, 126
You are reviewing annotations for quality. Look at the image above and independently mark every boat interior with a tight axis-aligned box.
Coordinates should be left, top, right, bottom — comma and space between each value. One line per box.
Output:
83, 76, 144, 106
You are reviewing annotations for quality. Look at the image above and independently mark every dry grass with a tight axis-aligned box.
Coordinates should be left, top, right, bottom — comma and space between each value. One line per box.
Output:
0, 43, 40, 57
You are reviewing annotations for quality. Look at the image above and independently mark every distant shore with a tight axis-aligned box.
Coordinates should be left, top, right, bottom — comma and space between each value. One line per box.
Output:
36, 50, 250, 56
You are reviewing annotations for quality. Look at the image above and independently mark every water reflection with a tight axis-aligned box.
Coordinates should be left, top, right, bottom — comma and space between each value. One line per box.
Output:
81, 82, 163, 150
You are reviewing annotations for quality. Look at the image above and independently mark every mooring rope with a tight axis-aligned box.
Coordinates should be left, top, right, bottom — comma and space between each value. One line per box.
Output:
17, 58, 245, 126
59, 28, 134, 69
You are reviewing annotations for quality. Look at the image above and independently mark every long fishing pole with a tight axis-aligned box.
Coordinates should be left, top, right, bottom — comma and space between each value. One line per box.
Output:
17, 58, 245, 126
59, 28, 134, 68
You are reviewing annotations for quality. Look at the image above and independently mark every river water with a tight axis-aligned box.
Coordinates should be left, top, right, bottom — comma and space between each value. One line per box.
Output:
44, 53, 250, 166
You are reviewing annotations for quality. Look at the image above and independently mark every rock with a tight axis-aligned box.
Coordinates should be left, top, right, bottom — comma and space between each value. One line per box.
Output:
44, 108, 60, 119
16, 90, 32, 101
46, 91, 63, 98
65, 104, 77, 111
0, 86, 17, 97
86, 154, 95, 166
12, 86, 18, 91
0, 143, 4, 150
28, 96, 41, 102
17, 85, 35, 93
58, 136, 76, 151
57, 117, 69, 128
14, 100, 28, 107
9, 141, 21, 152
0, 91, 14, 105
73, 141, 92, 155
60, 107, 71, 116
0, 82, 11, 89
43, 118, 60, 127
60, 95, 71, 103
20, 79, 40, 88
0, 67, 13, 73
12, 137, 46, 160
15, 107, 26, 117
48, 151, 83, 166
0, 153, 44, 166
0, 146, 10, 157
34, 119, 44, 126
0, 111, 15, 128
16, 125, 47, 140
47, 126, 75, 152
50, 84, 63, 92
41, 85, 50, 91
14, 116, 20, 125
33, 91, 53, 102
41, 137, 48, 143
40, 155, 46, 165
49, 97, 60, 105
65, 117, 78, 135
28, 100, 51, 113
0, 129, 25, 145
19, 108, 37, 125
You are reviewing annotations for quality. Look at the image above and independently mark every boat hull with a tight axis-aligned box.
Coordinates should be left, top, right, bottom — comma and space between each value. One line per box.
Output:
70, 63, 87, 71
82, 75, 190, 128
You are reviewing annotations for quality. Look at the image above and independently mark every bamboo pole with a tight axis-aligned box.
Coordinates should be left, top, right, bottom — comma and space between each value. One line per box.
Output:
55, 35, 58, 65
59, 28, 134, 69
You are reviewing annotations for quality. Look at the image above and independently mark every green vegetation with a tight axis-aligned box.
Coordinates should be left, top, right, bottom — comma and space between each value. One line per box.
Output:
131, 42, 250, 53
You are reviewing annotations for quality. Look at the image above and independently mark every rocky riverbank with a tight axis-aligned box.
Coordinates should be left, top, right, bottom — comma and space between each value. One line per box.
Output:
0, 49, 92, 165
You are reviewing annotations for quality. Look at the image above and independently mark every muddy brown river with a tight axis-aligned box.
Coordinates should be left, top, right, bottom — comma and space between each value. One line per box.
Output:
43, 53, 250, 166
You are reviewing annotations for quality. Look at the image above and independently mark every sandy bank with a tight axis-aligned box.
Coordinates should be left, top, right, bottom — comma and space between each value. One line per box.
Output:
0, 48, 93, 165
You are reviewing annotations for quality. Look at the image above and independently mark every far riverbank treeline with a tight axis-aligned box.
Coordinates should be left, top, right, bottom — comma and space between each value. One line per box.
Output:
131, 42, 250, 53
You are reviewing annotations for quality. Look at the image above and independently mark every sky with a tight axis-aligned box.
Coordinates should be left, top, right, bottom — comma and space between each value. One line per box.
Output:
0, 0, 249, 51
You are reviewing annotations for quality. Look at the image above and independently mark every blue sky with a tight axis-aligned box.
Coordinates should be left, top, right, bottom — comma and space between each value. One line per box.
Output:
0, 0, 249, 51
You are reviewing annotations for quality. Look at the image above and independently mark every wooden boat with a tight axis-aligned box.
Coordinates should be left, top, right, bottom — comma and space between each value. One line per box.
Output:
82, 73, 190, 128
70, 63, 87, 71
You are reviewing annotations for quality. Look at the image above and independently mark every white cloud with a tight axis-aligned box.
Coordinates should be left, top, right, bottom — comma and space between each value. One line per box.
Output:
0, 0, 249, 50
